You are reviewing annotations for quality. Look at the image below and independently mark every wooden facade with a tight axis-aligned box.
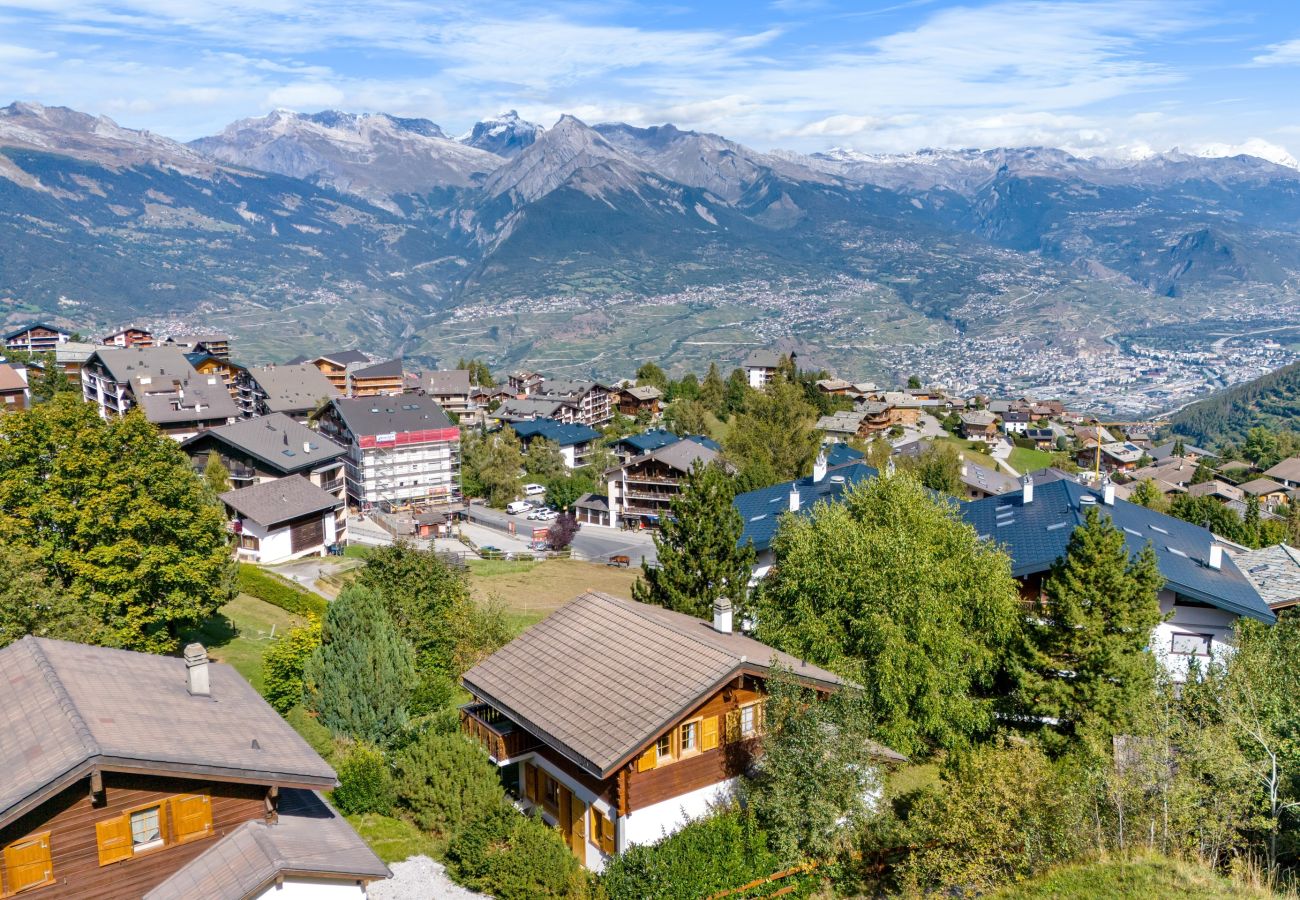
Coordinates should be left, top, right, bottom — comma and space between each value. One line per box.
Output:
0, 772, 266, 899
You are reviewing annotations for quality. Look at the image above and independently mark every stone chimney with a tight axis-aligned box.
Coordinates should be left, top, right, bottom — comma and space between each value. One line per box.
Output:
1102, 477, 1115, 506
812, 448, 828, 483
184, 643, 211, 697
1021, 474, 1034, 505
1209, 543, 1223, 571
788, 484, 800, 512
713, 597, 733, 635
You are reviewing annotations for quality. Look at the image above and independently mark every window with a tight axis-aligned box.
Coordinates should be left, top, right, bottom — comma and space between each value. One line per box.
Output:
130, 806, 163, 852
655, 733, 674, 764
1171, 632, 1213, 656
239, 534, 260, 551
739, 704, 757, 737
2, 832, 53, 895
679, 719, 699, 756
589, 807, 616, 855
542, 773, 561, 812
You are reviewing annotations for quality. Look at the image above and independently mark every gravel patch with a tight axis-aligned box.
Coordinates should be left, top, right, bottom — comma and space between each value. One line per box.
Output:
368, 855, 490, 900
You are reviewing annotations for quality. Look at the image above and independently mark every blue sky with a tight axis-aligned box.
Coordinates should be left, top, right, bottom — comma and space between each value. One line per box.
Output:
1, 0, 1299, 159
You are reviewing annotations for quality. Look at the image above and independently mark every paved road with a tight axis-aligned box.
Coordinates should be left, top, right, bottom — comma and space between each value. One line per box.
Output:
466, 505, 657, 566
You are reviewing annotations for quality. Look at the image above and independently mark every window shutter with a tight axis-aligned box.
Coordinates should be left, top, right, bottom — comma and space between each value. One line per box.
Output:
701, 715, 719, 751
3, 832, 54, 893
636, 745, 657, 772
600, 817, 616, 855
95, 816, 133, 866
755, 701, 766, 734
171, 793, 213, 844
524, 762, 538, 803
724, 709, 740, 743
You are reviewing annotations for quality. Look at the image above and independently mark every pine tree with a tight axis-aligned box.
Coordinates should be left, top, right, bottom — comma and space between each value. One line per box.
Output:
1017, 507, 1164, 748
304, 585, 415, 746
1244, 494, 1262, 547
701, 362, 726, 412
1172, 439, 1185, 458
203, 451, 230, 494
633, 461, 754, 618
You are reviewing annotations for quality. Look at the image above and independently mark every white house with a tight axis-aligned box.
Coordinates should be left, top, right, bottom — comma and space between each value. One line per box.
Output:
742, 349, 783, 389
221, 475, 344, 564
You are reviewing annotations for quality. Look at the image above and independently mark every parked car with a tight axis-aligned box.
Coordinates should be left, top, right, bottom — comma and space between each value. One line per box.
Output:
536, 509, 559, 522
522, 483, 547, 496
505, 500, 532, 515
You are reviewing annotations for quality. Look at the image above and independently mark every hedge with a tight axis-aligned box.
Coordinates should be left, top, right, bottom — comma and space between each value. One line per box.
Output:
237, 563, 328, 617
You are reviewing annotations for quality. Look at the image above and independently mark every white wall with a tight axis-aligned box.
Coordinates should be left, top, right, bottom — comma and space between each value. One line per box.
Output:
1154, 588, 1240, 682
235, 510, 337, 565
252, 876, 371, 899
619, 777, 736, 850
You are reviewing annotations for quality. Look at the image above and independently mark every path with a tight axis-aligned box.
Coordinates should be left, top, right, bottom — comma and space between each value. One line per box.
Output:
369, 857, 487, 900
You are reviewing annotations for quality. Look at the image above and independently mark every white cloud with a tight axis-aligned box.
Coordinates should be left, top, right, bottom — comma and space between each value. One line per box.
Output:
266, 82, 346, 110
1251, 37, 1300, 66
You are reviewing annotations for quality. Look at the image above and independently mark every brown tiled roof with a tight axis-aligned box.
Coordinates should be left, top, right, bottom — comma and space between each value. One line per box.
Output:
1265, 458, 1300, 484
0, 637, 336, 830
461, 592, 842, 779
144, 790, 388, 899
220, 475, 341, 527
0, 363, 26, 392
1240, 477, 1288, 496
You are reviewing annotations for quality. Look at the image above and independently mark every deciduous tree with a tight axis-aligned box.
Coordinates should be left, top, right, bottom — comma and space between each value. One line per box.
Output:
523, 436, 567, 482
662, 399, 710, 437
203, 451, 230, 495
261, 617, 322, 713
723, 378, 820, 487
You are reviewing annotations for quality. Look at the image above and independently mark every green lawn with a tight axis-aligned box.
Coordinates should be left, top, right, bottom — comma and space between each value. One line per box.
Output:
993, 855, 1276, 899
184, 593, 304, 692
345, 813, 439, 864
1007, 446, 1056, 473
933, 434, 998, 467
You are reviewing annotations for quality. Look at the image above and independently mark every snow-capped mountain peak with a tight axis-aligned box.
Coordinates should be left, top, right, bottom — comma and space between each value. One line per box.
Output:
457, 110, 543, 158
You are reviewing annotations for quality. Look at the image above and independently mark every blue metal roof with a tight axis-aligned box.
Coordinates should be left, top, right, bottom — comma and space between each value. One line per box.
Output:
961, 478, 1274, 624
617, 428, 679, 454
683, 434, 722, 452
824, 444, 864, 467
509, 417, 602, 447
734, 461, 879, 553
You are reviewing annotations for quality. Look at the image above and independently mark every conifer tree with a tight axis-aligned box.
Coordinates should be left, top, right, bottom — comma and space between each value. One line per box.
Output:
633, 461, 754, 618
304, 585, 415, 746
700, 362, 726, 412
1017, 507, 1164, 748
203, 451, 230, 494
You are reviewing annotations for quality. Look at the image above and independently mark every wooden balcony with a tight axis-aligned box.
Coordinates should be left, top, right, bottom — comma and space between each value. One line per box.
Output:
460, 702, 539, 762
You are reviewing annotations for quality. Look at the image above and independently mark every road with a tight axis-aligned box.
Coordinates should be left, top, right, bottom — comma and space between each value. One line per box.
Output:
466, 505, 658, 566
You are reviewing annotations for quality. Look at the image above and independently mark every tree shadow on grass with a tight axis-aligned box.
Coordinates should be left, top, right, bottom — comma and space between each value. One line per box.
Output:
179, 611, 238, 652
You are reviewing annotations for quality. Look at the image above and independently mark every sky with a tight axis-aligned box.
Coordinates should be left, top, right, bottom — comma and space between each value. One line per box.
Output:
1, 0, 1299, 160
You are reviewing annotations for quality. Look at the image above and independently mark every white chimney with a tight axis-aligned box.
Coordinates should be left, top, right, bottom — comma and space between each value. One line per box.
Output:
812, 448, 828, 483
1021, 474, 1034, 505
1102, 478, 1115, 506
303, 441, 311, 453
184, 643, 211, 697
788, 485, 800, 512
1209, 543, 1223, 571
713, 597, 733, 635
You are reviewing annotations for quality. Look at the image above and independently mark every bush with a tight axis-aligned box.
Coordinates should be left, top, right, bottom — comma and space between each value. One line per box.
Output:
332, 743, 395, 815
391, 732, 505, 840
261, 618, 321, 713
447, 803, 593, 900
601, 810, 777, 900
237, 563, 328, 617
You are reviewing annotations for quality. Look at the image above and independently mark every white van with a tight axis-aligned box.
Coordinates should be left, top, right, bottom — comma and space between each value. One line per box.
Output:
506, 500, 532, 515
522, 483, 547, 497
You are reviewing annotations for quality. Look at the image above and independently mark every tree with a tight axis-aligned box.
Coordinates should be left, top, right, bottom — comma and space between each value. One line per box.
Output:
907, 374, 922, 390
900, 443, 963, 496
1172, 439, 1185, 458
457, 358, 495, 387
722, 368, 749, 417
636, 361, 669, 392
262, 617, 322, 713
0, 396, 234, 653
548, 511, 579, 550
0, 543, 97, 649
700, 363, 726, 412
723, 378, 820, 487
1169, 494, 1250, 546
203, 451, 230, 495
1128, 478, 1167, 511
755, 474, 1022, 756
447, 803, 593, 900
1244, 494, 1262, 545
743, 673, 881, 864
633, 461, 754, 619
662, 399, 710, 437
544, 471, 595, 511
524, 436, 567, 482
1287, 501, 1300, 546
668, 372, 700, 402
1243, 426, 1281, 468
1016, 507, 1164, 748
303, 585, 415, 746
1191, 460, 1216, 485
332, 742, 395, 815
393, 732, 507, 839
463, 427, 524, 507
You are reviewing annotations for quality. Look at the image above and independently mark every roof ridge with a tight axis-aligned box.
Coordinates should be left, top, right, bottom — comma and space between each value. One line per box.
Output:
247, 818, 287, 868
23, 637, 100, 758
584, 592, 749, 663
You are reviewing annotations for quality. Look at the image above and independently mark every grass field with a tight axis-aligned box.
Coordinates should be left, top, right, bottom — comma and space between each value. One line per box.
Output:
469, 557, 642, 632
993, 855, 1277, 899
345, 814, 440, 864
933, 434, 998, 467
1007, 446, 1057, 473
185, 594, 304, 692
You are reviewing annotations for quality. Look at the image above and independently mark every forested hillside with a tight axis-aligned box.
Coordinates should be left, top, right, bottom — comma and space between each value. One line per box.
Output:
1169, 360, 1300, 447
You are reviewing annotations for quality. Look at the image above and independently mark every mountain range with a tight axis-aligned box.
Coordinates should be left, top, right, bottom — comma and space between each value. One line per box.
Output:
1, 100, 1299, 373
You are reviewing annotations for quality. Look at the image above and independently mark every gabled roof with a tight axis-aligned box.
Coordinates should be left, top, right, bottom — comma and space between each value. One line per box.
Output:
287, 349, 369, 367
617, 428, 680, 454
144, 789, 388, 899
743, 349, 782, 369
960, 411, 997, 427
350, 358, 402, 379
181, 414, 346, 474
248, 364, 340, 414
0, 637, 337, 830
2, 322, 69, 341
961, 461, 1019, 495
621, 385, 662, 401
221, 475, 342, 528
1240, 477, 1289, 496
1265, 457, 1300, 484
734, 461, 879, 553
960, 478, 1274, 624
825, 444, 865, 467
621, 438, 720, 475
1152, 442, 1217, 462
0, 363, 26, 392
1233, 545, 1300, 609
137, 374, 241, 424
495, 397, 572, 420
426, 369, 472, 395
462, 592, 843, 779
683, 433, 722, 452
326, 395, 454, 438
509, 417, 601, 447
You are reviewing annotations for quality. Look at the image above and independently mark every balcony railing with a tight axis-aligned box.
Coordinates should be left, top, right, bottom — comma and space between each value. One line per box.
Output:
319, 477, 345, 493
460, 702, 539, 762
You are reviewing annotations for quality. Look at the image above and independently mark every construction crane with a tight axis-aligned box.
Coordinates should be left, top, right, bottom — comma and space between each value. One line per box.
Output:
1085, 420, 1172, 477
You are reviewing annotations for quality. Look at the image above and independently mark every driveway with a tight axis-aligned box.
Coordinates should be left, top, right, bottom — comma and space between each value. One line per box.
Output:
466, 505, 657, 566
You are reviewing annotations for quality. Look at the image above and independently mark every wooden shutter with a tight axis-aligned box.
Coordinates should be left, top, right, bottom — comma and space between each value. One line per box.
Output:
170, 793, 213, 845
3, 832, 53, 893
701, 715, 719, 751
523, 762, 538, 803
590, 808, 616, 855
95, 816, 133, 866
636, 745, 657, 772
724, 709, 741, 743
755, 701, 766, 734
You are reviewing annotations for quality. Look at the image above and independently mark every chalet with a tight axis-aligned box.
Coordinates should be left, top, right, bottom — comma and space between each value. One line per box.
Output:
1151, 442, 1216, 464
0, 637, 387, 899
1187, 480, 1244, 504
814, 378, 855, 397
1024, 428, 1058, 451
1264, 457, 1300, 491
22, 342, 96, 388
616, 386, 662, 420
101, 327, 154, 349
346, 359, 403, 398
815, 410, 867, 442
315, 396, 460, 513
165, 334, 231, 362
742, 350, 783, 389
962, 475, 1275, 681
507, 371, 545, 396
1238, 478, 1291, 511
460, 592, 886, 871
612, 428, 680, 463
509, 419, 603, 471
1072, 425, 1115, 449
878, 393, 923, 426
857, 401, 893, 435
241, 364, 340, 421
287, 351, 370, 394
2, 323, 71, 353
1000, 410, 1031, 435
606, 438, 723, 528
182, 352, 235, 400
221, 475, 345, 563
425, 370, 473, 417
734, 451, 878, 581
532, 379, 615, 427
1079, 441, 1144, 473
959, 411, 999, 441
495, 397, 576, 424
958, 457, 1019, 500
0, 363, 28, 413
1129, 457, 1201, 489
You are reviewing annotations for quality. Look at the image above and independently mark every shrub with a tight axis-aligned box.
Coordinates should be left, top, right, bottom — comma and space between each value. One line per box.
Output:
261, 618, 321, 713
332, 743, 395, 815
447, 803, 593, 900
237, 563, 327, 617
601, 810, 777, 900
391, 732, 505, 840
